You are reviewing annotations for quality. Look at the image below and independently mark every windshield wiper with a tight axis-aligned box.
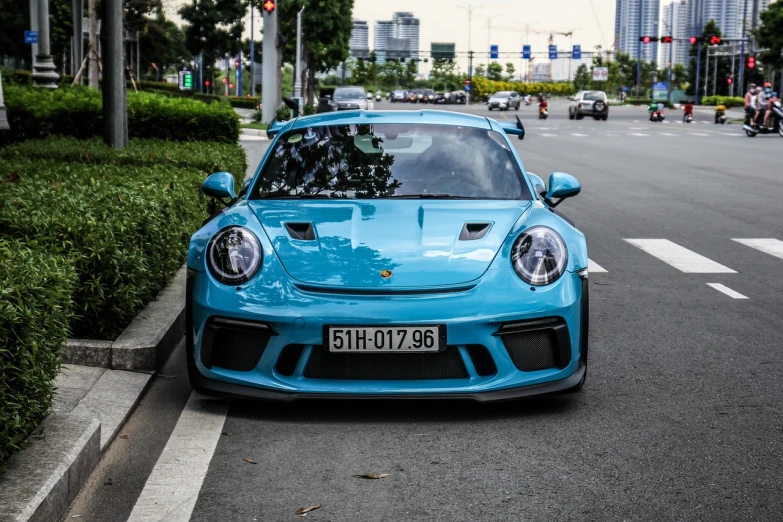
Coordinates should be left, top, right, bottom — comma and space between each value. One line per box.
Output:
388, 193, 474, 199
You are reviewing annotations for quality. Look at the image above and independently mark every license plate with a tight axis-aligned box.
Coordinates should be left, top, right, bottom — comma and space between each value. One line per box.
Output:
326, 325, 445, 353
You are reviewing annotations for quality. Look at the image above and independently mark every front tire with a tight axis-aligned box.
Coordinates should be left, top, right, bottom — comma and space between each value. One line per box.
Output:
569, 111, 575, 120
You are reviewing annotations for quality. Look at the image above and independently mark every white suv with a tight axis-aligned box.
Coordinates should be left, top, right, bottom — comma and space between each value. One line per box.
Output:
569, 91, 609, 120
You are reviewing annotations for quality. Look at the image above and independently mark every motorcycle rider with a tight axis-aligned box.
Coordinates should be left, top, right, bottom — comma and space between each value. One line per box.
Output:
683, 100, 694, 122
763, 92, 778, 129
755, 86, 769, 127
648, 100, 659, 121
744, 84, 758, 126
539, 97, 548, 117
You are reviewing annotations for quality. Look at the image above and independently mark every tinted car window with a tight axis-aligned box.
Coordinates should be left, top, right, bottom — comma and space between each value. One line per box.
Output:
334, 88, 364, 100
583, 92, 606, 101
253, 124, 531, 200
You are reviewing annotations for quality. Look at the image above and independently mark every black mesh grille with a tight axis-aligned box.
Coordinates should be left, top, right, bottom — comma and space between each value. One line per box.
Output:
210, 328, 270, 372
466, 345, 497, 376
275, 345, 305, 376
303, 347, 468, 380
501, 330, 559, 371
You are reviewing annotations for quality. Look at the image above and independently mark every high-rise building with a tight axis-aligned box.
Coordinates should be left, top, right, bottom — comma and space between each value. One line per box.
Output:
662, 0, 689, 66
615, 0, 662, 62
374, 21, 395, 63
373, 13, 420, 64
392, 12, 420, 59
685, 0, 771, 41
349, 20, 369, 58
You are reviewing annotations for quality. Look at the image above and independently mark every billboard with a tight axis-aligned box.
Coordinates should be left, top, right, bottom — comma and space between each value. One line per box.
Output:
431, 43, 455, 60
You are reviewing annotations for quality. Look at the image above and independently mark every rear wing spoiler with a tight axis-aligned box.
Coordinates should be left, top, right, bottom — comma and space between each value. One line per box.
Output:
265, 97, 301, 139
499, 116, 525, 140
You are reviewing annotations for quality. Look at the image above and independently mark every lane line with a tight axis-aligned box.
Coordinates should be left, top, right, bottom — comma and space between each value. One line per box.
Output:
732, 238, 783, 261
631, 133, 650, 136
127, 392, 229, 522
707, 283, 749, 299
588, 259, 608, 273
691, 133, 709, 136
572, 133, 588, 137
661, 132, 679, 136
629, 127, 644, 130
624, 239, 737, 273
540, 133, 557, 137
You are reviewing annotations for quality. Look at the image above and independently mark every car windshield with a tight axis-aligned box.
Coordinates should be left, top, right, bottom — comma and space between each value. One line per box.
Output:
253, 124, 530, 200
334, 88, 364, 100
394, 90, 405, 95
583, 92, 605, 101
491, 92, 510, 98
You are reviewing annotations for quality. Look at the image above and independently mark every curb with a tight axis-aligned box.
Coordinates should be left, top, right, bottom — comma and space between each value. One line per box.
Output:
240, 128, 268, 139
0, 414, 101, 522
62, 265, 187, 372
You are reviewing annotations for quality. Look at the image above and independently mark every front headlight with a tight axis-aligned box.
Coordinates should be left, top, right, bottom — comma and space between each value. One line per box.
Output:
207, 227, 262, 285
511, 227, 567, 286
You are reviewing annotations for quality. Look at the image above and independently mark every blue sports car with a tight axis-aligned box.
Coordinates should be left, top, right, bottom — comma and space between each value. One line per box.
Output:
186, 110, 589, 401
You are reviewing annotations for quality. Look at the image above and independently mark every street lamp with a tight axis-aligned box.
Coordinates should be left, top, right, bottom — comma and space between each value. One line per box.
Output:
479, 13, 501, 77
457, 4, 484, 78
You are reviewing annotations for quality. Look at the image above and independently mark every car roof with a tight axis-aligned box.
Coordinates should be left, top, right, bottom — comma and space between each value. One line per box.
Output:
288, 110, 492, 130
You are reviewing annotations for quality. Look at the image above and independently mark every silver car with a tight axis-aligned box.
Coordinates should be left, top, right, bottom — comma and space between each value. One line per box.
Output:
488, 91, 521, 111
569, 90, 609, 120
329, 86, 370, 111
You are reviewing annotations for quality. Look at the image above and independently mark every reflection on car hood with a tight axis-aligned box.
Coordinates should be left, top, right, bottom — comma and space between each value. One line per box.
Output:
249, 200, 529, 288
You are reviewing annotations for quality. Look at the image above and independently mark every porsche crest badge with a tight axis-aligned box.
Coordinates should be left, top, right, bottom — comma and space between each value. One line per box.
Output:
380, 270, 393, 279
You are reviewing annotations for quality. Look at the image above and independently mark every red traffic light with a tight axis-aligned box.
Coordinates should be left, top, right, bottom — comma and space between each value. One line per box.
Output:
709, 35, 721, 45
229, 83, 234, 89
205, 80, 210, 87
748, 56, 756, 69
222, 78, 228, 84
689, 36, 698, 44
661, 36, 673, 44
262, 0, 275, 13
727, 77, 733, 84
640, 36, 652, 44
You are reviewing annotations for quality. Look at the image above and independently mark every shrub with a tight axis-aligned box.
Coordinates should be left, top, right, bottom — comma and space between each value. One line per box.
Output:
701, 96, 745, 107
0, 138, 247, 339
470, 77, 575, 99
228, 96, 260, 109
2, 86, 240, 144
0, 240, 76, 466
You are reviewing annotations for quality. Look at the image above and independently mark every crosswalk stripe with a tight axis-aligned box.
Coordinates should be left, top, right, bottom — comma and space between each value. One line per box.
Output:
732, 238, 783, 260
691, 133, 709, 136
631, 133, 650, 136
661, 132, 679, 136
624, 239, 737, 273
707, 283, 749, 299
588, 259, 607, 273
127, 393, 229, 522
540, 133, 557, 137
572, 133, 588, 137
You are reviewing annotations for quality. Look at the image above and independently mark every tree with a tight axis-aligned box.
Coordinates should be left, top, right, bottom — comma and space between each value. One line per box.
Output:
403, 59, 418, 85
276, 0, 354, 104
671, 63, 688, 90
350, 58, 368, 86
573, 64, 590, 91
140, 14, 191, 80
487, 62, 503, 81
504, 62, 515, 80
180, 0, 246, 93
366, 51, 379, 85
687, 19, 732, 97
430, 58, 456, 90
755, 1, 783, 70
474, 64, 486, 77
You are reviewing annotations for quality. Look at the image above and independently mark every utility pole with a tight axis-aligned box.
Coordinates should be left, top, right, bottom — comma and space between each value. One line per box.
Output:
293, 5, 305, 106
31, 0, 59, 87
28, 0, 39, 69
457, 4, 483, 79
695, 8, 703, 104
71, 0, 83, 77
636, 0, 643, 98
102, 0, 126, 148
261, 3, 279, 123
88, 0, 98, 88
738, 0, 748, 93
479, 14, 500, 76
250, 4, 255, 97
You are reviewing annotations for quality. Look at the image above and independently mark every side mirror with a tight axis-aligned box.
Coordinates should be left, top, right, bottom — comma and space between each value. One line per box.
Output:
545, 172, 581, 207
202, 172, 237, 202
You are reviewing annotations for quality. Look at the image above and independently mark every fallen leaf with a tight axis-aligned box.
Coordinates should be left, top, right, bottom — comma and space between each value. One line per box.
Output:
243, 457, 257, 464
354, 473, 390, 479
222, 431, 233, 436
53, 182, 62, 190
295, 505, 321, 515
104, 478, 113, 486
5, 173, 20, 184
119, 434, 128, 439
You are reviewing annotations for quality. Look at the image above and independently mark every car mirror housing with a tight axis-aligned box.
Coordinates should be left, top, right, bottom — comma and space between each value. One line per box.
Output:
202, 172, 237, 202
545, 172, 581, 206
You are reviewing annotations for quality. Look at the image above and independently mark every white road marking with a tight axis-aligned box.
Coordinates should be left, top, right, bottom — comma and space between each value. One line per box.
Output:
732, 238, 783, 261
691, 133, 709, 136
676, 121, 683, 124
127, 393, 229, 522
633, 120, 640, 123
631, 133, 650, 136
629, 127, 644, 130
707, 283, 749, 299
540, 133, 557, 137
624, 239, 737, 273
572, 133, 588, 137
588, 259, 608, 273
721, 132, 739, 136
661, 132, 679, 136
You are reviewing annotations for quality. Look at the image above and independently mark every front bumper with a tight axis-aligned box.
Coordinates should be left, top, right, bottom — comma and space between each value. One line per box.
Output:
186, 268, 587, 401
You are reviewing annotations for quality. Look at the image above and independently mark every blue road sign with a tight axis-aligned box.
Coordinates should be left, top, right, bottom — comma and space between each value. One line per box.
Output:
490, 45, 499, 59
24, 31, 38, 44
572, 45, 581, 59
522, 45, 531, 59
465, 84, 471, 92
548, 45, 557, 59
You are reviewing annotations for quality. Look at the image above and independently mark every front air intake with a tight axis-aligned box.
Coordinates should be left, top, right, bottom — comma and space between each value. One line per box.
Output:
459, 222, 491, 240
285, 222, 316, 240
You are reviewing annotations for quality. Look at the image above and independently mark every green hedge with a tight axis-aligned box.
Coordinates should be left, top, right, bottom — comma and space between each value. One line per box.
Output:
0, 240, 76, 466
2, 86, 240, 144
701, 96, 745, 107
227, 96, 260, 109
0, 138, 247, 339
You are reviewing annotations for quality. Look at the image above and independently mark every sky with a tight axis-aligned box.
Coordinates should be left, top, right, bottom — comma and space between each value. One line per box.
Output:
165, 0, 620, 75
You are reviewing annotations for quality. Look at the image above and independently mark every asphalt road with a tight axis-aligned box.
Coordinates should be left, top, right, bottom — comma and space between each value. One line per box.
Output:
65, 100, 783, 522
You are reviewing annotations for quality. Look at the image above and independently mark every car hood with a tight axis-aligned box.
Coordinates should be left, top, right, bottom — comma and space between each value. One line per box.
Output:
249, 200, 529, 288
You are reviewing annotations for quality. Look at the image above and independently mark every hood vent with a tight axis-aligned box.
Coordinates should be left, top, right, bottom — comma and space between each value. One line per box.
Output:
459, 222, 491, 241
285, 222, 316, 241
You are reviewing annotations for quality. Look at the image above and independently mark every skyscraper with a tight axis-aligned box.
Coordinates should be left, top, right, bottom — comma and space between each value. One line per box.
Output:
615, 0, 662, 62
373, 13, 420, 64
349, 20, 369, 58
374, 21, 395, 63
662, 0, 689, 66
686, 0, 771, 41
392, 12, 420, 59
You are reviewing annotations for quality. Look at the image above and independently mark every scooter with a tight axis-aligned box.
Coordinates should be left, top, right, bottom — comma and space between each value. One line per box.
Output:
524, 97, 532, 106
649, 110, 665, 122
539, 106, 548, 119
684, 112, 693, 123
743, 100, 783, 137
714, 105, 727, 124
375, 92, 382, 102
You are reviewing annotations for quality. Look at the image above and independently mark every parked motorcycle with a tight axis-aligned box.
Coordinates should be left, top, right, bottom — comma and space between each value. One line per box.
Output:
714, 104, 727, 124
743, 99, 783, 137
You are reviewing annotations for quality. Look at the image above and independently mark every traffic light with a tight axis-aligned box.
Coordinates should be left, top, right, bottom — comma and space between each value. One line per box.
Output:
262, 0, 275, 13
222, 77, 228, 84
661, 36, 673, 44
639, 36, 654, 43
709, 35, 721, 45
689, 36, 699, 45
748, 56, 756, 69
205, 80, 210, 87
229, 83, 234, 89
727, 74, 733, 84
